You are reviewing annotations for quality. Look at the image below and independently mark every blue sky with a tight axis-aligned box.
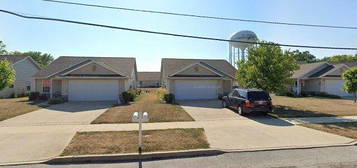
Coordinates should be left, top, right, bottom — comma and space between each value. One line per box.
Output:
1, 0, 357, 71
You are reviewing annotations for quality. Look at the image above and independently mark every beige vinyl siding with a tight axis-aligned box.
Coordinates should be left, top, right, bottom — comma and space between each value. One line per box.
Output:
69, 62, 116, 75
302, 79, 321, 92
223, 80, 232, 94
61, 79, 69, 96
176, 64, 217, 76
35, 79, 43, 93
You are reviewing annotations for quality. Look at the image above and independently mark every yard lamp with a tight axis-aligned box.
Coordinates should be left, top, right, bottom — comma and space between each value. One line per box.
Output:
132, 112, 149, 153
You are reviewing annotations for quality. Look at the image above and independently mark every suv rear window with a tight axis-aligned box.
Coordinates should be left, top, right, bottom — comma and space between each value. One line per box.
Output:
248, 91, 270, 101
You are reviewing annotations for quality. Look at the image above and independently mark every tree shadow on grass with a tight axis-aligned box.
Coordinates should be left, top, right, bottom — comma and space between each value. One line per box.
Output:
271, 105, 336, 118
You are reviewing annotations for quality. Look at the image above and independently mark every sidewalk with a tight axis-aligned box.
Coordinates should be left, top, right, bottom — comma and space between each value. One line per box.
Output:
281, 116, 357, 125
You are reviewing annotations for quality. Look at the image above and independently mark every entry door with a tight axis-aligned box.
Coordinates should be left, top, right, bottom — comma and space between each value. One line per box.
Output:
175, 80, 218, 100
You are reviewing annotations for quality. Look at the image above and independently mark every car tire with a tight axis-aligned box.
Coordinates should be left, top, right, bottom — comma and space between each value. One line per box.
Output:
222, 101, 227, 108
237, 106, 243, 115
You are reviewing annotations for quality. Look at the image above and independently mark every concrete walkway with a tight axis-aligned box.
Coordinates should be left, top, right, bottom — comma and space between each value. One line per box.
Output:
0, 102, 111, 165
178, 100, 355, 150
0, 102, 112, 126
281, 116, 357, 125
0, 100, 355, 165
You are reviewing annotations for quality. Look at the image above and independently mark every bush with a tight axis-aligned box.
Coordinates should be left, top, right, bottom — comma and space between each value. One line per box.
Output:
29, 92, 40, 101
121, 91, 131, 104
164, 93, 175, 104
48, 97, 65, 105
314, 92, 341, 99
276, 90, 295, 97
40, 94, 49, 100
121, 89, 142, 104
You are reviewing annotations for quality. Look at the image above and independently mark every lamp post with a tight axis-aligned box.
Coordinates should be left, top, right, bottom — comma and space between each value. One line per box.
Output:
132, 112, 149, 153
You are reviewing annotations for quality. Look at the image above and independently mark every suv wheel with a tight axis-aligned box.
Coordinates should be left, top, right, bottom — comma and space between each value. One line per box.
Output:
222, 101, 227, 108
237, 106, 243, 115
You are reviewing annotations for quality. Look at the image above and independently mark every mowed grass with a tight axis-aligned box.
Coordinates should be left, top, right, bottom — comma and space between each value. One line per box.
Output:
92, 90, 194, 124
0, 97, 43, 121
61, 128, 209, 156
270, 95, 357, 118
302, 122, 357, 139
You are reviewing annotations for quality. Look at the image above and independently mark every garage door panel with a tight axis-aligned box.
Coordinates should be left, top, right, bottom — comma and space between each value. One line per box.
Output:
175, 80, 218, 100
325, 80, 352, 97
68, 80, 119, 101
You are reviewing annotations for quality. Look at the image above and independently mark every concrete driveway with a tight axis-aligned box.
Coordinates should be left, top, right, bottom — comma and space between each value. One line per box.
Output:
0, 101, 112, 126
179, 100, 355, 151
0, 102, 112, 165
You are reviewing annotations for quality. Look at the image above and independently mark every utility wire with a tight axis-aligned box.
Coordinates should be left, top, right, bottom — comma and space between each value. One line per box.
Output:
43, 0, 357, 30
1, 9, 357, 50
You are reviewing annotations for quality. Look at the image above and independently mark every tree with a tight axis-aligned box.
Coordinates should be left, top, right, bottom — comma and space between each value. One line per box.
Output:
8, 51, 54, 67
0, 41, 7, 55
289, 50, 317, 63
0, 59, 15, 91
236, 42, 299, 93
342, 67, 357, 103
320, 54, 357, 63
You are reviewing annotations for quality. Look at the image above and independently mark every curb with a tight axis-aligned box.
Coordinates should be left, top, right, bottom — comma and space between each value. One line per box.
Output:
2, 142, 356, 166
46, 149, 224, 164
221, 140, 357, 153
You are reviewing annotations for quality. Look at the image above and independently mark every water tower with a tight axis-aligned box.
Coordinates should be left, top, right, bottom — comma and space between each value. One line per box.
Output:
229, 30, 258, 67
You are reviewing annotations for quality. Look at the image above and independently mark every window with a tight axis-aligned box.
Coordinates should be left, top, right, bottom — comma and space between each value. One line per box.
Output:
238, 90, 247, 98
43, 86, 50, 93
248, 91, 270, 101
42, 80, 51, 93
232, 91, 239, 97
26, 81, 31, 91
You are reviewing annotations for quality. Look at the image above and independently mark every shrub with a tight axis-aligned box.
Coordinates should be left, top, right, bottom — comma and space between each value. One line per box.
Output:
276, 90, 294, 97
164, 93, 175, 104
121, 91, 131, 104
315, 92, 341, 99
39, 94, 49, 100
29, 92, 40, 101
48, 97, 65, 105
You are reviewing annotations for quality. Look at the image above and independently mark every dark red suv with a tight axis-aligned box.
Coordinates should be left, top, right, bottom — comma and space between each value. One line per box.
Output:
222, 88, 273, 115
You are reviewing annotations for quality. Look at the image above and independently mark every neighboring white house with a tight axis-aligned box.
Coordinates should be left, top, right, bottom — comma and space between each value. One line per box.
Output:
290, 61, 356, 97
0, 55, 42, 98
161, 58, 236, 100
33, 56, 137, 102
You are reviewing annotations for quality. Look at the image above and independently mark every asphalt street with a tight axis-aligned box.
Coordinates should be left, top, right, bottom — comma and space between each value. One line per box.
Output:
6, 145, 357, 168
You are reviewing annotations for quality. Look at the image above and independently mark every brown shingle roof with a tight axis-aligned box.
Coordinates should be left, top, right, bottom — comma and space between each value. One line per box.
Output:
161, 58, 236, 79
291, 62, 327, 79
0, 55, 28, 64
33, 56, 136, 78
137, 72, 160, 81
331, 62, 357, 68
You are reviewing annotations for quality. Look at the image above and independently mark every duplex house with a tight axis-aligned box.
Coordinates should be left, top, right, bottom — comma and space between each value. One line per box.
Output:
0, 55, 41, 98
161, 58, 236, 100
137, 72, 160, 88
291, 61, 356, 97
33, 56, 137, 101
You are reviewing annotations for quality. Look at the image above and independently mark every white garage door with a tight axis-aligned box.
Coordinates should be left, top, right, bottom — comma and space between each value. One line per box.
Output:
325, 79, 352, 97
68, 80, 119, 101
175, 80, 218, 100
